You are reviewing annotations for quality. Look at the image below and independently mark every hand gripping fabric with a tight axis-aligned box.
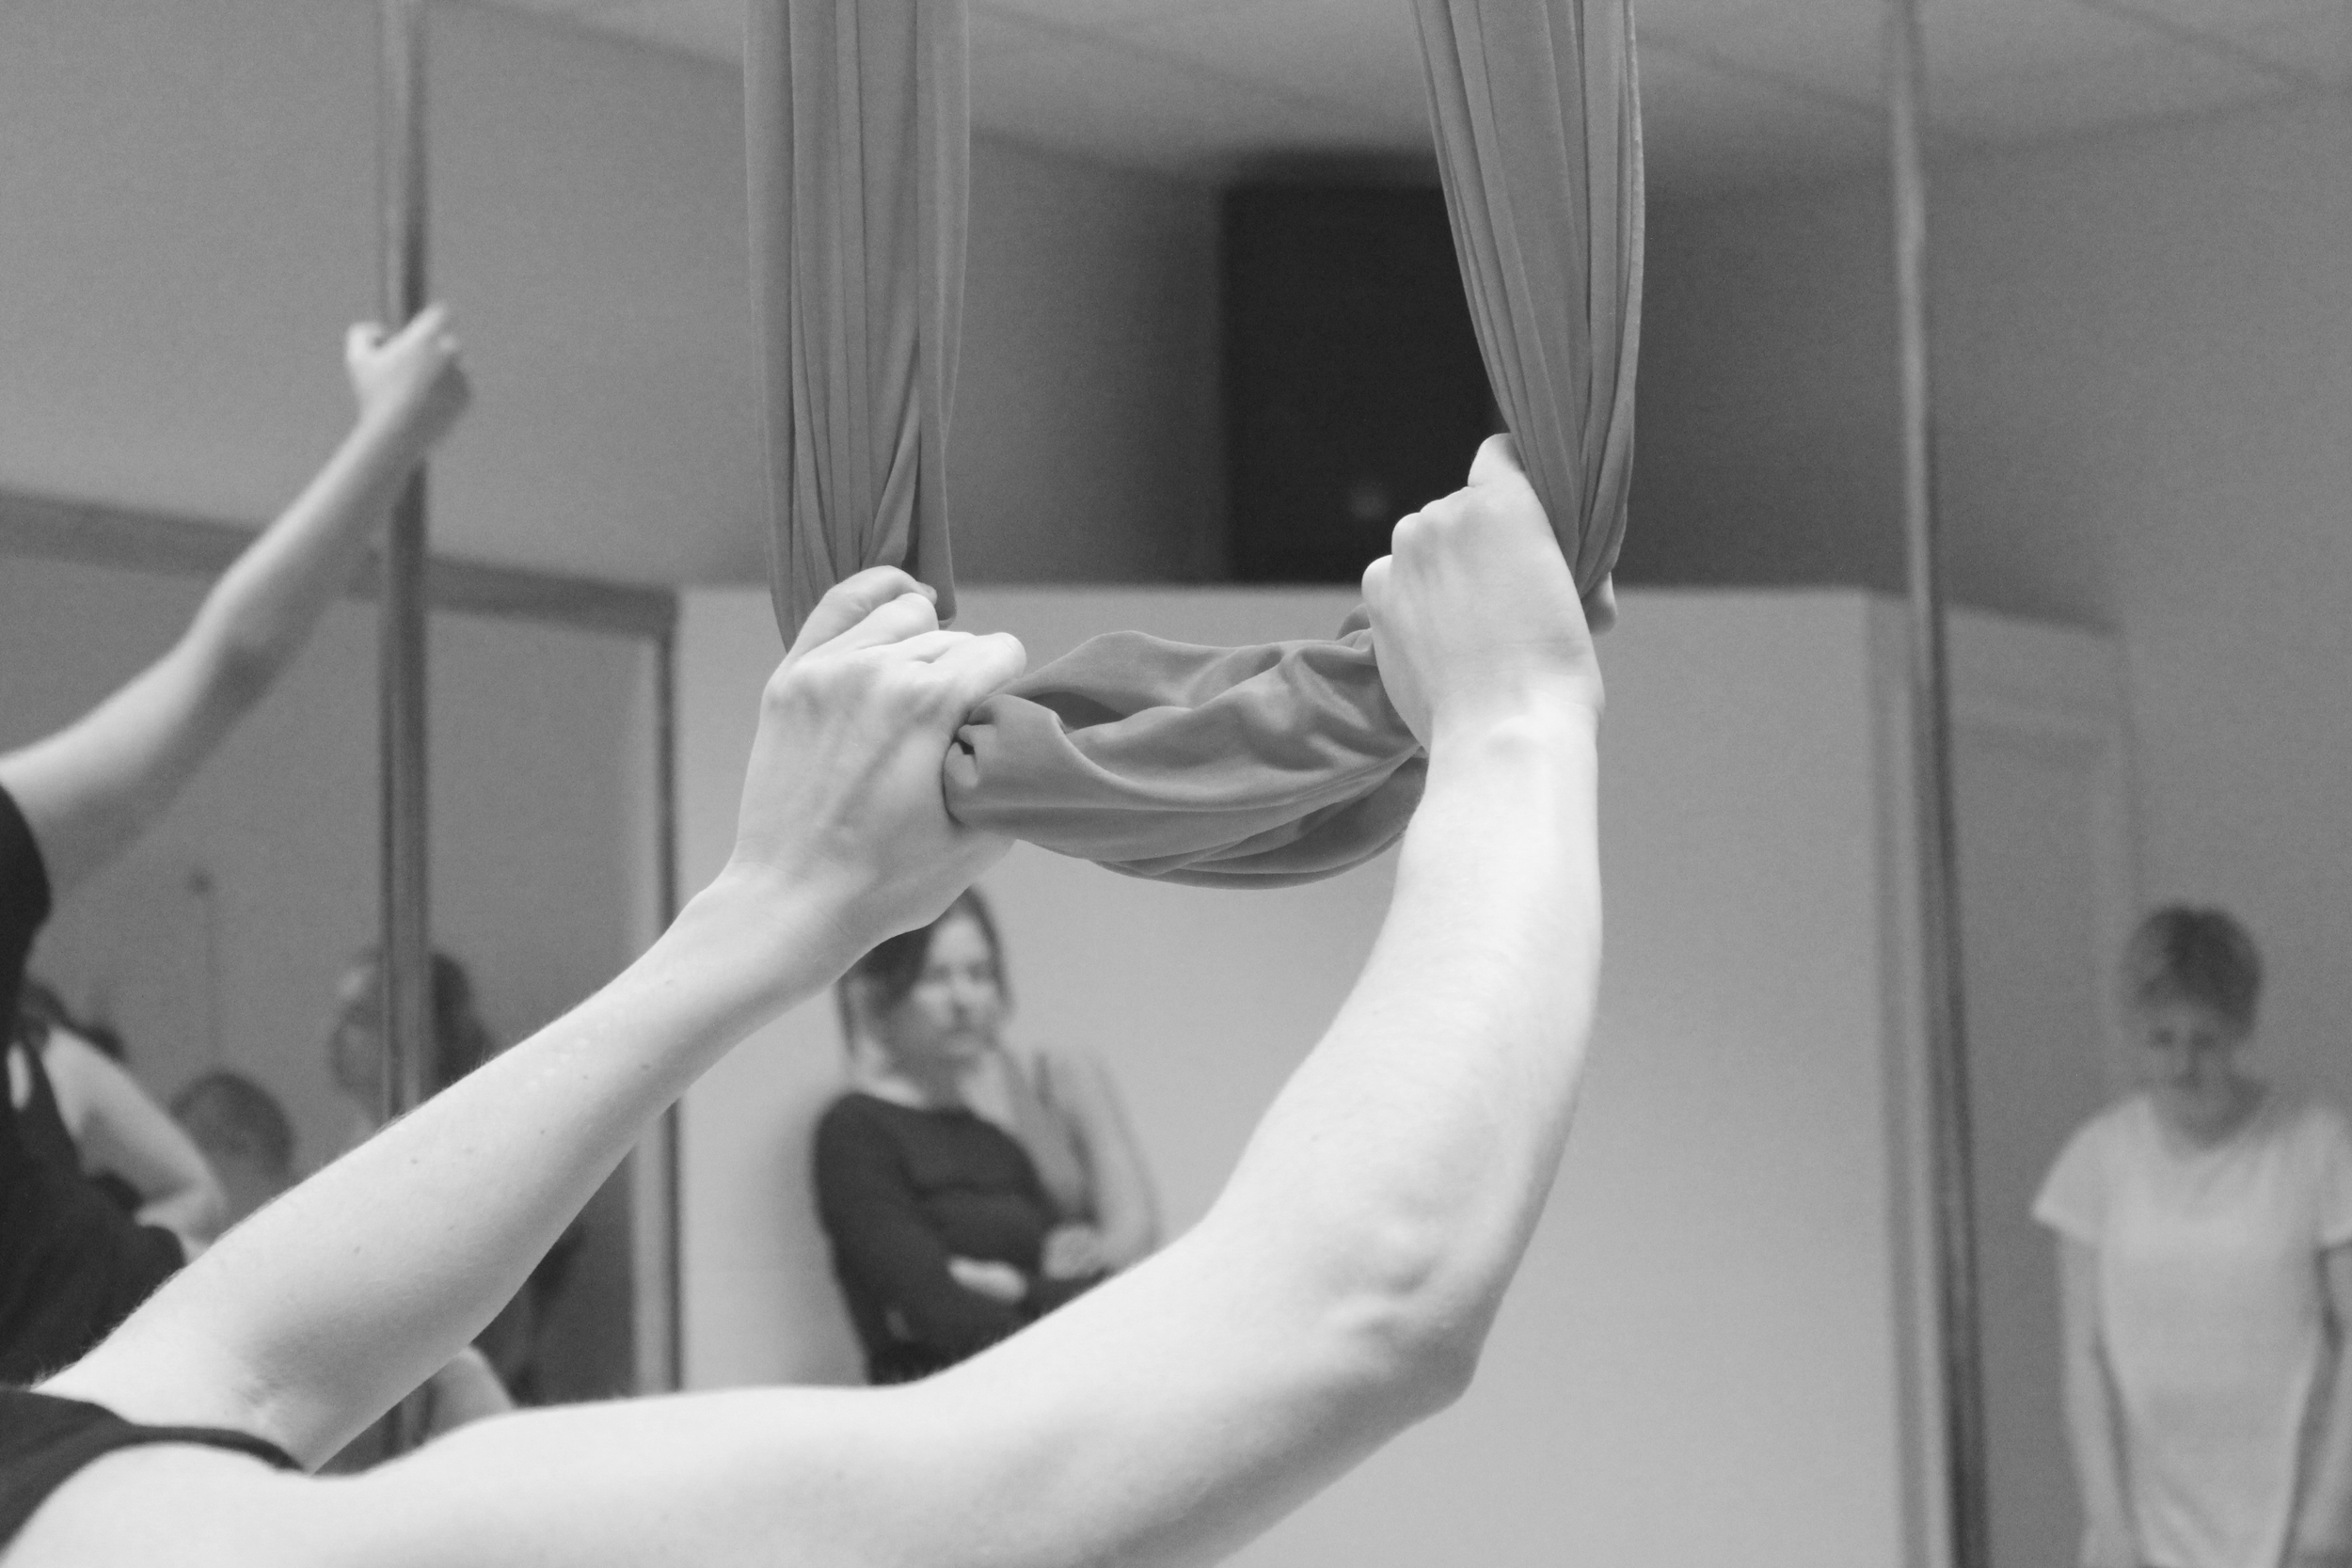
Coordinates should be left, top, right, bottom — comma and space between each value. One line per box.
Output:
745, 0, 1641, 887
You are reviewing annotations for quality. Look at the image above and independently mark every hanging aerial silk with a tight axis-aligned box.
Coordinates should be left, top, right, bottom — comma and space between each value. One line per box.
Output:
745, 0, 1640, 887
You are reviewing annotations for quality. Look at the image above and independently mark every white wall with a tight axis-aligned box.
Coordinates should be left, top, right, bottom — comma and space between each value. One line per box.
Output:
675, 585, 1961, 1566
0, 0, 1224, 588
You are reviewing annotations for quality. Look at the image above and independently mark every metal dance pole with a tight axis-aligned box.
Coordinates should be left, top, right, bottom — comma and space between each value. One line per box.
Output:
1883, 2, 1989, 1564
377, 0, 436, 1458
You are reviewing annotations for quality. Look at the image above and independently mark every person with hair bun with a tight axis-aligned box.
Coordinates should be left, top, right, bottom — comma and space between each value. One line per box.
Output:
2039, 906, 2352, 1568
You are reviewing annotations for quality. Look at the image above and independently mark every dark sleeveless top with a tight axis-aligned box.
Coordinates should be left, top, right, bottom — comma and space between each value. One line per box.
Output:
0, 1388, 297, 1547
0, 788, 187, 1385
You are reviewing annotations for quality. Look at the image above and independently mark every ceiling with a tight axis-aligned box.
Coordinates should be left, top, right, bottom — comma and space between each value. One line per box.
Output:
477, 0, 2347, 198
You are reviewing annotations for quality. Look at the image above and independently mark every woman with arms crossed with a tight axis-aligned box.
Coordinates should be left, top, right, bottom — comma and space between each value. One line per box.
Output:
817, 887, 1159, 1384
5, 434, 1607, 1568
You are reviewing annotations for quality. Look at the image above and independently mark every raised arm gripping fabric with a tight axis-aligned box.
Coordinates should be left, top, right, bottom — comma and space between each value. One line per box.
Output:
745, 0, 1640, 886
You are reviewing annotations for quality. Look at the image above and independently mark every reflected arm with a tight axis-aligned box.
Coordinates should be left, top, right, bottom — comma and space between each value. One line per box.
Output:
2289, 1245, 2352, 1560
43, 1031, 224, 1245
0, 317, 464, 898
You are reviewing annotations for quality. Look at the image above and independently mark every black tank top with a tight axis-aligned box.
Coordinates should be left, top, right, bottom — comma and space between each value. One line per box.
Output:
0, 1388, 296, 1548
0, 787, 186, 1385
0, 1045, 185, 1386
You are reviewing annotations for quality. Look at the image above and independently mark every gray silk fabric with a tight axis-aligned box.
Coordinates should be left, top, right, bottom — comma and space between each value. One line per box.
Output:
746, 0, 1640, 886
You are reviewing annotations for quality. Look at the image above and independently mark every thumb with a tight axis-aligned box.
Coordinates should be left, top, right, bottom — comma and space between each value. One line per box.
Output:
1468, 431, 1524, 487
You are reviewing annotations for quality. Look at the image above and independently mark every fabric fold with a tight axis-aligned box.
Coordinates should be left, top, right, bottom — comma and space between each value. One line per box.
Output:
747, 0, 1639, 886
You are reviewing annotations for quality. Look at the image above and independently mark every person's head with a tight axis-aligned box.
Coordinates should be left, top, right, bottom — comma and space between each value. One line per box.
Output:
172, 1069, 297, 1227
834, 890, 1009, 1084
328, 948, 497, 1115
2122, 905, 2262, 1128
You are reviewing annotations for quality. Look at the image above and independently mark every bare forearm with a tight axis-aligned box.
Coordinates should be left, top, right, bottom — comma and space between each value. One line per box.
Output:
1215, 709, 1600, 1340
0, 405, 449, 893
2063, 1347, 2135, 1539
183, 404, 437, 689
52, 870, 850, 1463
59, 1036, 227, 1242
134, 1186, 221, 1247
2296, 1342, 2352, 1547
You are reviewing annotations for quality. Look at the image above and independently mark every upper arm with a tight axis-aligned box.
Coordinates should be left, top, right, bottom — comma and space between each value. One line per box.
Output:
0, 637, 251, 897
46, 1033, 221, 1209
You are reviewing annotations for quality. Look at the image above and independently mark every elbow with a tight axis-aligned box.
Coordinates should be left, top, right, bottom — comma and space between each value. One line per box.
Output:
183, 597, 294, 713
1303, 1222, 1497, 1422
206, 630, 287, 710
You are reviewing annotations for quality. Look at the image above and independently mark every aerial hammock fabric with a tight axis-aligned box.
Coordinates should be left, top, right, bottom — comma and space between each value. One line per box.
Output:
745, 0, 1640, 886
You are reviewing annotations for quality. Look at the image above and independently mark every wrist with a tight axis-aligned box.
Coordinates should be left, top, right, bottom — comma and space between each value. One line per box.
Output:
670, 861, 877, 1007
347, 387, 447, 466
1427, 698, 1598, 770
1427, 679, 1600, 753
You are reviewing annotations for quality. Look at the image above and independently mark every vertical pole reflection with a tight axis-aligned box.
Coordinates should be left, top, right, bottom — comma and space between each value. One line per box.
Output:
1885, 1, 1990, 1562
377, 0, 434, 1460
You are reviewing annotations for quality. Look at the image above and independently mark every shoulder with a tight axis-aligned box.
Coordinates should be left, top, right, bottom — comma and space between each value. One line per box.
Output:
818, 1090, 905, 1129
2269, 1090, 2352, 1158
814, 1094, 915, 1174
2034, 1096, 2140, 1235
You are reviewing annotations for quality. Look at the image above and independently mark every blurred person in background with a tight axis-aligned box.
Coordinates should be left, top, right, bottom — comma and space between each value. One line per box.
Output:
170, 1069, 295, 1231
2040, 906, 2352, 1568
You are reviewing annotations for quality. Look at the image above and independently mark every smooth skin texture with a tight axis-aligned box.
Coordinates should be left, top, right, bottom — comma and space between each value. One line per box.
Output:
17, 432, 1603, 1568
0, 307, 469, 901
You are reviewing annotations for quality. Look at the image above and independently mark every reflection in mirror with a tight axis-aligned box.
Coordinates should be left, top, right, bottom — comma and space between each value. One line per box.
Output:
0, 504, 669, 1425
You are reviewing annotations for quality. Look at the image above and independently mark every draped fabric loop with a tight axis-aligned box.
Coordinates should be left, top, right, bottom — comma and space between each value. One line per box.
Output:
747, 0, 1640, 886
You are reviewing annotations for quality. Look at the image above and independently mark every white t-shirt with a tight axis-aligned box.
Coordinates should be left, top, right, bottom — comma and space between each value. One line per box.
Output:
2035, 1088, 2352, 1568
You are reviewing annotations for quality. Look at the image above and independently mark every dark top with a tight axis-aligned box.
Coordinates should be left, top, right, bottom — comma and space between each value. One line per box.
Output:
0, 786, 48, 1049
0, 1388, 295, 1548
813, 1092, 1097, 1385
0, 787, 186, 1385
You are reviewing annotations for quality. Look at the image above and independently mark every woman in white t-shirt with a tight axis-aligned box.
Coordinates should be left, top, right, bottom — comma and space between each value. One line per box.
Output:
2038, 907, 2352, 1568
